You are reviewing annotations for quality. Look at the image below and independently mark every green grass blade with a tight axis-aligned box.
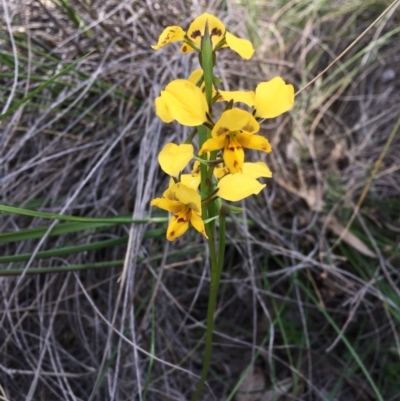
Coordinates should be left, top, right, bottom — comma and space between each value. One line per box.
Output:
0, 51, 92, 120
298, 280, 384, 401
0, 222, 117, 243
0, 237, 128, 263
0, 259, 124, 276
0, 203, 166, 224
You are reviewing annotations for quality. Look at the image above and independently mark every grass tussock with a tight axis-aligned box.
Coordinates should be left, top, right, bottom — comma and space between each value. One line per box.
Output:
1, 0, 400, 400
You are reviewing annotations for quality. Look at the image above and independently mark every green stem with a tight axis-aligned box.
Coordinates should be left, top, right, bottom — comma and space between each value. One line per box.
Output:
217, 205, 226, 270
191, 241, 220, 401
191, 207, 226, 401
191, 22, 227, 400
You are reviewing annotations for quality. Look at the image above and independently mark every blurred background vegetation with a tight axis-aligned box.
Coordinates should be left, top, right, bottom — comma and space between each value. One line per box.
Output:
1, 0, 399, 400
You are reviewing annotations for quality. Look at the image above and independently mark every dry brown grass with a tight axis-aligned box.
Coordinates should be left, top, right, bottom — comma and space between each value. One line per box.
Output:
1, 0, 400, 400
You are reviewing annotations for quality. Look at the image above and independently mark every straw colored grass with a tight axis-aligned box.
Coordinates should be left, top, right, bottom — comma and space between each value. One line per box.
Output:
1, 0, 399, 400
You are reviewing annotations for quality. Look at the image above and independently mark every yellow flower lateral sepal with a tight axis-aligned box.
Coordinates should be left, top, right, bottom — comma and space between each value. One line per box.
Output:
214, 160, 272, 181
155, 80, 208, 127
217, 173, 266, 202
151, 13, 254, 59
158, 143, 194, 178
242, 161, 273, 178
199, 108, 271, 174
150, 183, 207, 241
217, 77, 294, 119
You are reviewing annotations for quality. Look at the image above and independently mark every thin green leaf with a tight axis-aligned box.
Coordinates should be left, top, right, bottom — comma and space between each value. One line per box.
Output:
0, 51, 93, 120
0, 203, 165, 224
0, 237, 128, 263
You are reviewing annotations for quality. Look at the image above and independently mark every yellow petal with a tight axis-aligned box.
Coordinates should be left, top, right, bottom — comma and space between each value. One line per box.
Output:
218, 174, 266, 201
166, 213, 189, 241
186, 13, 225, 49
218, 90, 255, 107
254, 77, 294, 119
150, 197, 182, 213
152, 26, 186, 50
236, 132, 271, 152
154, 96, 173, 123
158, 143, 194, 177
187, 69, 203, 86
187, 69, 219, 98
223, 136, 245, 174
199, 135, 226, 155
214, 163, 229, 180
212, 109, 259, 137
191, 160, 201, 175
189, 211, 208, 238
180, 173, 201, 190
242, 162, 272, 178
225, 31, 254, 59
180, 43, 196, 54
156, 80, 208, 126
166, 183, 201, 214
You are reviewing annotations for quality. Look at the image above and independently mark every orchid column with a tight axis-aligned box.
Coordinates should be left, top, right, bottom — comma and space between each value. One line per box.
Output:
151, 13, 294, 399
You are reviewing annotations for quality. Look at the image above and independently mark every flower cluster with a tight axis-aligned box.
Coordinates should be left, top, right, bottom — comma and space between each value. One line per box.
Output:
151, 13, 294, 241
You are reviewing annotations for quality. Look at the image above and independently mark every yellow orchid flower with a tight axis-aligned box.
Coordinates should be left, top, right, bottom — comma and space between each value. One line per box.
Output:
151, 183, 207, 241
158, 143, 194, 178
152, 13, 254, 59
218, 77, 294, 118
155, 79, 208, 126
198, 108, 271, 174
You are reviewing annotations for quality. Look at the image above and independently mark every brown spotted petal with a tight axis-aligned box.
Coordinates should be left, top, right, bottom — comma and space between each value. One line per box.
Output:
211, 108, 259, 138
152, 26, 186, 50
181, 12, 226, 54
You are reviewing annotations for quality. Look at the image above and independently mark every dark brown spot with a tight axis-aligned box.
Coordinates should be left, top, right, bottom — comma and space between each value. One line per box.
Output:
217, 127, 229, 136
169, 231, 175, 237
242, 124, 254, 132
211, 28, 222, 37
233, 160, 238, 167
227, 141, 241, 151
190, 30, 201, 39
181, 45, 187, 52
177, 217, 185, 223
